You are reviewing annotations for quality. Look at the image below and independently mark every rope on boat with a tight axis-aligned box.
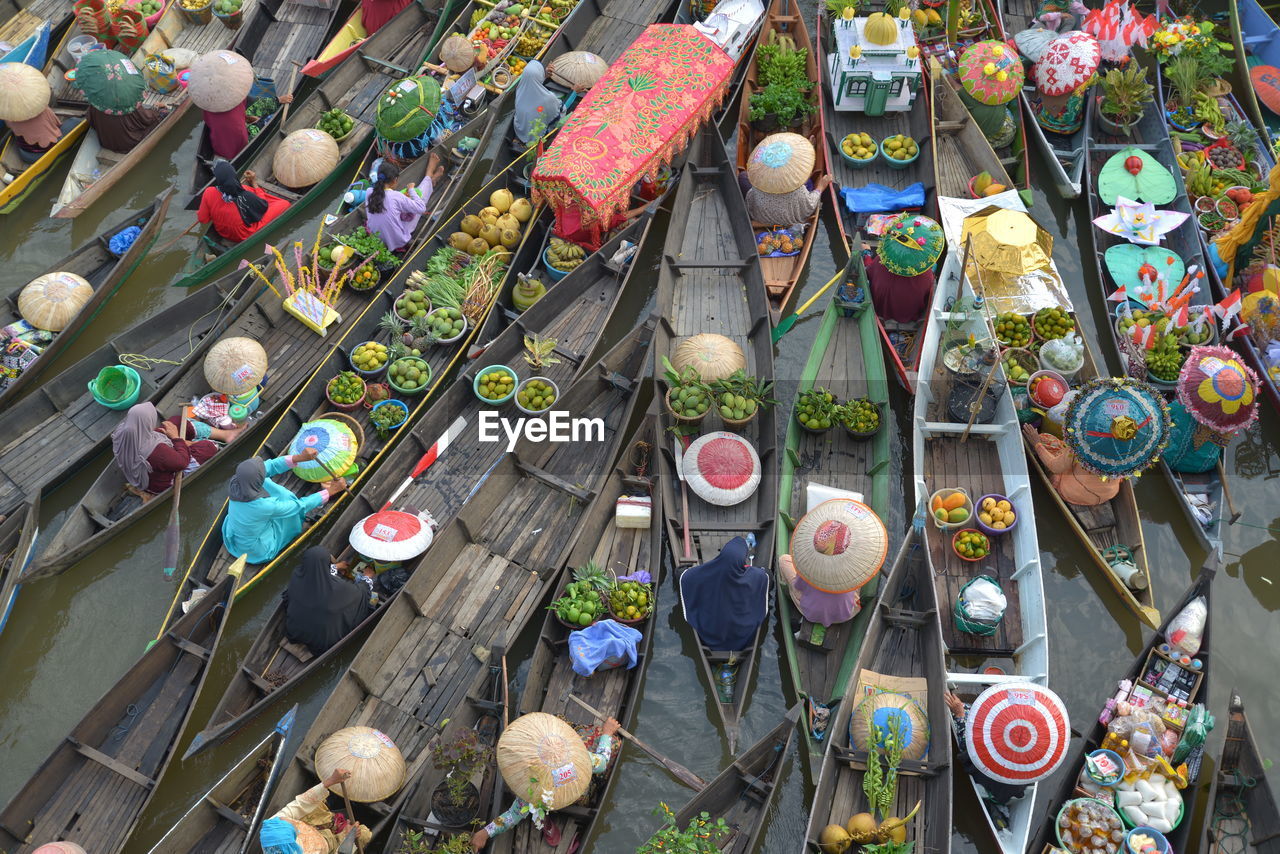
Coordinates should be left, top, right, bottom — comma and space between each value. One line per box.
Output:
1209, 768, 1258, 854
117, 281, 247, 372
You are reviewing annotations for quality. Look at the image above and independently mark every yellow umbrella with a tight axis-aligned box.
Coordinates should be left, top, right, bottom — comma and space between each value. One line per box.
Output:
961, 208, 1052, 275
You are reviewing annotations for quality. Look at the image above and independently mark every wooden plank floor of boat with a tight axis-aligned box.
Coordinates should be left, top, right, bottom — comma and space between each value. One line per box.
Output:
0, 0, 65, 44
581, 0, 671, 59
252, 1, 337, 81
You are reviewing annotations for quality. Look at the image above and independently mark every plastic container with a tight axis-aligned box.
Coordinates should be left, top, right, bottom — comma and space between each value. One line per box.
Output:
473, 364, 518, 406
325, 375, 366, 411
1000, 347, 1038, 386
1118, 795, 1183, 830
1125, 826, 1171, 853
371, 398, 409, 433
348, 341, 388, 378
880, 139, 921, 170
929, 487, 972, 530
543, 245, 573, 282
388, 357, 432, 395
1026, 369, 1069, 408
67, 35, 102, 64
951, 528, 991, 562
180, 0, 213, 25
1056, 798, 1124, 853
213, 3, 243, 28
839, 138, 878, 169
515, 376, 559, 415
974, 493, 1018, 536
1079, 749, 1125, 794
426, 307, 467, 345
88, 365, 141, 410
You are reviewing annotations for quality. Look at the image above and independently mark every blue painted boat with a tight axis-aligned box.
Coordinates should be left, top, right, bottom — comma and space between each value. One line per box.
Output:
1234, 0, 1280, 140
0, 20, 51, 141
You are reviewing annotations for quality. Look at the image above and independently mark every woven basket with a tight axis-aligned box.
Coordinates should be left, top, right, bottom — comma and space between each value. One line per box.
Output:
953, 574, 1003, 636
318, 410, 366, 452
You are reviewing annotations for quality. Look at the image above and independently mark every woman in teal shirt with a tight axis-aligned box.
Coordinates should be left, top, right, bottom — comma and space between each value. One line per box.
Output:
222, 449, 347, 564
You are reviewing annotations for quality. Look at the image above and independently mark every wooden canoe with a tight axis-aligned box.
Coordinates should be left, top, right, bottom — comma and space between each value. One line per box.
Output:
0, 21, 52, 147
145, 705, 297, 854
1084, 111, 1227, 556
488, 409, 662, 854
1203, 691, 1280, 854
1026, 558, 1217, 854
815, 9, 937, 391
179, 213, 656, 758
0, 501, 38, 638
644, 704, 800, 853
1233, 0, 1280, 142
252, 320, 653, 839
775, 243, 892, 781
300, 6, 368, 78
655, 125, 777, 753
0, 0, 70, 68
913, 232, 1049, 854
930, 54, 1014, 199
734, 0, 825, 324
804, 523, 954, 853
24, 109, 490, 581
0, 188, 170, 410
0, 568, 242, 854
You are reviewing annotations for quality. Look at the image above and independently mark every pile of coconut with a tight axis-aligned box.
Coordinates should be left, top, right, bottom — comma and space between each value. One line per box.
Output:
448, 188, 533, 257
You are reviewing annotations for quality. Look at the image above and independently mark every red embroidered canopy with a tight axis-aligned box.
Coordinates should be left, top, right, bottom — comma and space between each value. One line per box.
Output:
532, 25, 735, 226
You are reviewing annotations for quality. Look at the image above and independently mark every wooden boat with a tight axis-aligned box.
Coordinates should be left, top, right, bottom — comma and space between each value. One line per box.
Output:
1026, 559, 1217, 854
1233, 0, 1280, 142
144, 705, 297, 854
654, 125, 777, 753
643, 705, 800, 853
23, 112, 488, 581
253, 320, 653, 838
0, 188, 169, 409
931, 54, 1014, 199
0, 0, 70, 60
775, 245, 892, 780
488, 410, 661, 854
804, 522, 954, 854
815, 7, 937, 389
0, 567, 241, 854
180, 213, 655, 757
1203, 691, 1280, 854
734, 0, 825, 324
913, 228, 1049, 854
0, 502, 38, 638
0, 21, 52, 147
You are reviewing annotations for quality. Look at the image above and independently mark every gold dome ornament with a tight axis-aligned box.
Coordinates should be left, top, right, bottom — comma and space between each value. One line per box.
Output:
864, 11, 897, 45
897, 5, 911, 19
842, 5, 855, 19
907, 45, 920, 59
849, 44, 863, 60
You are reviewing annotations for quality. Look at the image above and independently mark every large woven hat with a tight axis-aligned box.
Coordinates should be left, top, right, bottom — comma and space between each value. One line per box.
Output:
440, 33, 476, 73
0, 62, 51, 121
548, 51, 608, 89
273, 128, 340, 189
349, 510, 435, 561
376, 76, 441, 143
849, 691, 930, 762
203, 336, 267, 395
32, 844, 87, 854
792, 498, 887, 593
75, 50, 146, 114
746, 133, 815, 194
314, 726, 407, 802
497, 713, 592, 811
187, 50, 253, 112
682, 432, 762, 507
671, 334, 745, 383
18, 272, 92, 331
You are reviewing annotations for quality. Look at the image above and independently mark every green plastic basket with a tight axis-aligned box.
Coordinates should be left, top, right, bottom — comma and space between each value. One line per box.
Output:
88, 365, 141, 410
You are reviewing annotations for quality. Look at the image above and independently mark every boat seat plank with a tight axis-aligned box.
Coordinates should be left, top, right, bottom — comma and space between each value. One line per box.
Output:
67, 738, 156, 789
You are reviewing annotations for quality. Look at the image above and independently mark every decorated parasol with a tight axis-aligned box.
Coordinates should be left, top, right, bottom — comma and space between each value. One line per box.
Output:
497, 713, 593, 811
1013, 26, 1059, 63
1081, 0, 1157, 62
849, 692, 930, 762
1092, 196, 1189, 246
792, 499, 887, 592
965, 682, 1070, 785
1176, 345, 1260, 436
186, 50, 254, 112
0, 62, 51, 122
314, 726, 406, 802
74, 50, 146, 114
203, 336, 267, 395
376, 76, 441, 143
349, 509, 436, 562
289, 418, 359, 482
1033, 31, 1100, 96
877, 213, 944, 276
548, 51, 608, 89
1103, 245, 1184, 292
682, 431, 761, 506
18, 272, 92, 331
961, 208, 1053, 274
1097, 147, 1177, 205
1063, 376, 1172, 478
746, 133, 815, 194
958, 40, 1024, 106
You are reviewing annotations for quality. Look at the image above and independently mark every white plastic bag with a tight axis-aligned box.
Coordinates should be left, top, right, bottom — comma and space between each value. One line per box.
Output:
1166, 595, 1207, 655
960, 577, 1007, 621
1040, 332, 1085, 376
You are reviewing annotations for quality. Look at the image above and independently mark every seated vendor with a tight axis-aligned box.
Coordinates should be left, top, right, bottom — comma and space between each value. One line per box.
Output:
1023, 423, 1120, 506
777, 553, 859, 626
745, 174, 829, 225
284, 546, 376, 655
111, 402, 241, 496
260, 768, 370, 854
9, 108, 78, 164
203, 93, 292, 160
1164, 400, 1222, 474
88, 103, 168, 154
946, 691, 1029, 827
198, 161, 291, 243
678, 536, 769, 651
365, 158, 445, 252
865, 252, 934, 324
513, 61, 564, 148
222, 451, 347, 565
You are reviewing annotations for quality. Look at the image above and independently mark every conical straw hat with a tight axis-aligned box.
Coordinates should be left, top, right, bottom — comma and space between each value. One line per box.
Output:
792, 498, 887, 593
671, 334, 745, 383
441, 34, 476, 73
187, 50, 254, 112
314, 726, 407, 802
549, 51, 608, 89
746, 133, 815, 194
0, 62, 51, 121
682, 432, 762, 507
18, 272, 92, 331
273, 128, 340, 189
497, 713, 592, 811
203, 336, 267, 394
848, 691, 930, 761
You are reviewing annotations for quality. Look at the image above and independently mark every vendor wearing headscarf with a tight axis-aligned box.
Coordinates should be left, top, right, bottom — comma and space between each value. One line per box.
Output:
1022, 423, 1120, 506
513, 60, 563, 147
111, 402, 240, 495
866, 212, 944, 325
678, 536, 769, 651
777, 553, 859, 626
260, 768, 371, 854
1164, 400, 1222, 474
198, 161, 291, 243
284, 546, 376, 655
88, 103, 168, 153
221, 450, 346, 565
203, 92, 292, 160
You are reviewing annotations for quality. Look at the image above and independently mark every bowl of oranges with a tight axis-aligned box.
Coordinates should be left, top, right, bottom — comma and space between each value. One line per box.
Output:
880, 134, 920, 169
840, 132, 878, 168
975, 494, 1017, 536
952, 528, 991, 562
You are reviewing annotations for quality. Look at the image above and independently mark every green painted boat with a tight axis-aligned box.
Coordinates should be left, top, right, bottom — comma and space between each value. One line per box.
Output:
774, 244, 893, 782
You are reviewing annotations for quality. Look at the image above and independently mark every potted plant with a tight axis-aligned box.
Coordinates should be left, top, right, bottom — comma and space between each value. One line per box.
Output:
662, 356, 713, 424
1096, 63, 1154, 137
708, 369, 775, 429
429, 730, 493, 828
748, 31, 815, 131
637, 804, 732, 854
1164, 56, 1202, 130
396, 829, 473, 854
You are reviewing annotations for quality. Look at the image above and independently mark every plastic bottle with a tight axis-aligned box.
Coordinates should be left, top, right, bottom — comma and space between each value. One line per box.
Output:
716, 660, 737, 704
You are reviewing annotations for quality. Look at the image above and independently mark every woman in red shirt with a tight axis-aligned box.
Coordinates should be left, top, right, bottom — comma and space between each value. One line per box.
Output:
197, 160, 290, 243
111, 402, 241, 495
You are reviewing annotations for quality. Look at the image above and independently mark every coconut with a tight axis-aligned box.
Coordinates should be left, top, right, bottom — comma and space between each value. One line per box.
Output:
499, 227, 520, 249
460, 214, 484, 237
448, 231, 472, 250
496, 213, 520, 232
818, 825, 852, 853
467, 237, 490, 256
510, 197, 533, 222
845, 813, 877, 838
479, 205, 501, 221
490, 187, 514, 212
478, 223, 501, 247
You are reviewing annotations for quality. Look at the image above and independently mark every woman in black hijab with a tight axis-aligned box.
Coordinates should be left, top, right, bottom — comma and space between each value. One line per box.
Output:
284, 546, 375, 654
196, 159, 290, 243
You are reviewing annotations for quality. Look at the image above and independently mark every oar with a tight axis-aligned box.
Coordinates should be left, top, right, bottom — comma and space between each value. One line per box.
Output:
280, 64, 300, 125
566, 694, 706, 790
153, 221, 202, 255
379, 416, 468, 510
1216, 460, 1242, 524
163, 410, 190, 578
771, 268, 842, 343
672, 436, 691, 560
337, 781, 365, 854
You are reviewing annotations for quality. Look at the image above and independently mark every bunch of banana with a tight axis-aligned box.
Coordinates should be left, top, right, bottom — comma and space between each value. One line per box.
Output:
546, 237, 584, 272
1193, 91, 1224, 132
1186, 161, 1215, 197
764, 29, 796, 52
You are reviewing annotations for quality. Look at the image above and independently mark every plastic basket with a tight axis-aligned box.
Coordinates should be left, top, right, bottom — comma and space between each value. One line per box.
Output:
953, 574, 1003, 636
474, 364, 518, 406
88, 365, 142, 410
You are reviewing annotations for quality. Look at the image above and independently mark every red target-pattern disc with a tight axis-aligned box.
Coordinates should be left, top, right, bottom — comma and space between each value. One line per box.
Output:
964, 683, 1069, 784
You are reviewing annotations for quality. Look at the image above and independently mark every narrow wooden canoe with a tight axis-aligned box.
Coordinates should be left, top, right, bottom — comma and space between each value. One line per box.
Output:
252, 320, 653, 839
1027, 558, 1217, 854
1203, 691, 1280, 854
734, 0, 825, 324
0, 0, 70, 63
180, 213, 655, 758
0, 21, 52, 147
489, 410, 662, 854
930, 54, 1014, 198
0, 567, 242, 854
1233, 0, 1280, 142
775, 244, 892, 781
805, 523, 954, 853
655, 125, 777, 753
0, 501, 38, 638
0, 188, 169, 410
145, 705, 297, 854
300, 6, 368, 78
644, 704, 800, 853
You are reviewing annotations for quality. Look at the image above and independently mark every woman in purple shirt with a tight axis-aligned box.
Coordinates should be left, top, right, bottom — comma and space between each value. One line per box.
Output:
364, 157, 445, 252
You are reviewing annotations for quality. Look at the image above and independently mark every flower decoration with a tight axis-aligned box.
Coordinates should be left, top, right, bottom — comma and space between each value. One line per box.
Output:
1093, 196, 1189, 246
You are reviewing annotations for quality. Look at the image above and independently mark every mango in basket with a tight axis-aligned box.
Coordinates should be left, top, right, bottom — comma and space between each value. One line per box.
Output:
979, 497, 1016, 529
841, 132, 875, 160
883, 134, 918, 160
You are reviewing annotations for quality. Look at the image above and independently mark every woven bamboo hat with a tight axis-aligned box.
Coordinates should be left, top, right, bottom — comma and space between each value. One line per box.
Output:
273, 128, 340, 189
682, 432, 762, 507
314, 726, 407, 802
792, 498, 887, 593
187, 50, 254, 112
497, 713, 592, 811
849, 692, 931, 761
549, 51, 608, 89
18, 272, 92, 331
32, 844, 87, 854
0, 62, 51, 121
203, 336, 267, 395
671, 334, 745, 383
441, 34, 476, 73
746, 133, 815, 194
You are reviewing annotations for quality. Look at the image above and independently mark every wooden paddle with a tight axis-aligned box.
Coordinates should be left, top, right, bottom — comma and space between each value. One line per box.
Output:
672, 436, 692, 560
771, 268, 842, 343
337, 781, 365, 854
566, 694, 706, 790
280, 64, 300, 125
1217, 459, 1242, 524
153, 221, 202, 255
162, 410, 189, 578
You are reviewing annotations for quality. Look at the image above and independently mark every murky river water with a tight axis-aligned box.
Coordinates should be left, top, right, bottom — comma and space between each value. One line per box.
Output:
0, 14, 1278, 853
